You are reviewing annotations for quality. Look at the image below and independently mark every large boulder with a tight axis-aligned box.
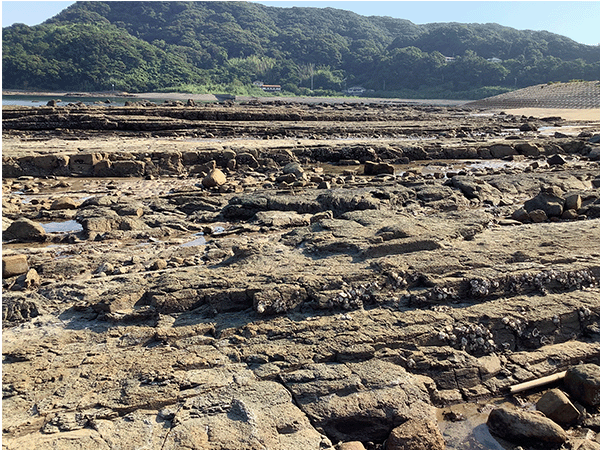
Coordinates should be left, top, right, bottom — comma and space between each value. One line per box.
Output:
4, 218, 46, 242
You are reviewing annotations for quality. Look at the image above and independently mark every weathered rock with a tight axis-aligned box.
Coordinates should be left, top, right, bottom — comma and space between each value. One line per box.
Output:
4, 218, 46, 242
280, 360, 436, 443
511, 207, 531, 223
489, 144, 517, 158
516, 142, 541, 157
524, 190, 564, 217
536, 388, 581, 425
487, 406, 567, 443
4, 100, 600, 450
565, 194, 582, 211
385, 419, 446, 450
565, 364, 600, 406
202, 168, 227, 188
364, 161, 395, 175
520, 122, 538, 132
529, 209, 548, 223
548, 154, 567, 166
50, 196, 79, 210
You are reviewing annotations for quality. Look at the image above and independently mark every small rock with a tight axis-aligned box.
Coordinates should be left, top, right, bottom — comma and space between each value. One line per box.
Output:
50, 197, 79, 210
548, 154, 567, 166
511, 207, 530, 223
202, 168, 227, 188
386, 419, 446, 450
23, 268, 40, 289
2, 254, 29, 278
150, 259, 168, 271
520, 123, 538, 132
95, 262, 114, 275
487, 406, 567, 443
565, 194, 582, 211
364, 161, 395, 175
561, 210, 579, 220
565, 364, 600, 406
536, 388, 581, 425
529, 209, 548, 223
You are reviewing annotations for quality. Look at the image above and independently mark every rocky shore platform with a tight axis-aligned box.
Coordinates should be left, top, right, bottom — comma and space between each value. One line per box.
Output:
3, 98, 600, 450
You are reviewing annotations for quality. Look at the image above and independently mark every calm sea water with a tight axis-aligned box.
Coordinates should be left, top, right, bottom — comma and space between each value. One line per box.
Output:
2, 94, 131, 107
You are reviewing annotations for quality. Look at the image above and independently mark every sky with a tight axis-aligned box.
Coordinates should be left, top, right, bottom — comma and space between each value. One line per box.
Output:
2, 1, 599, 46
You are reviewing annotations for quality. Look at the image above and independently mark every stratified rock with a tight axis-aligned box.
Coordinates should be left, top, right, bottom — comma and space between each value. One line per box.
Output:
515, 142, 541, 157
487, 406, 567, 443
385, 419, 445, 450
565, 364, 600, 406
280, 360, 436, 443
536, 388, 581, 425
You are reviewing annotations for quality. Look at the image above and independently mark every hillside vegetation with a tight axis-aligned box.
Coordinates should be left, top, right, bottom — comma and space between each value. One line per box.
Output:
3, 1, 600, 98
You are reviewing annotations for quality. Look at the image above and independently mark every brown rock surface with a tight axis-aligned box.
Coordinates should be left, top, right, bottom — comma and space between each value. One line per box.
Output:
2, 99, 600, 449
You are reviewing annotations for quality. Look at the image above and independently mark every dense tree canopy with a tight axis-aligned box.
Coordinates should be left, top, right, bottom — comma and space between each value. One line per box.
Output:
3, 1, 599, 97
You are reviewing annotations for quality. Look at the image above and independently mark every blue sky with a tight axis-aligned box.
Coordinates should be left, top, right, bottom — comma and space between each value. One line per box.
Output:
2, 1, 599, 46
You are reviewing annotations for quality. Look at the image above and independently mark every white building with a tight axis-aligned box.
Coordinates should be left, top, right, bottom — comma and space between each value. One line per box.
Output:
346, 86, 366, 95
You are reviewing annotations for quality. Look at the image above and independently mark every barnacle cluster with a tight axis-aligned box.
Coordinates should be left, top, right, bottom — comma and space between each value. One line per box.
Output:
469, 278, 497, 298
467, 269, 595, 299
387, 271, 408, 289
328, 281, 381, 310
407, 286, 458, 306
579, 306, 593, 320
438, 322, 497, 355
501, 316, 526, 336
506, 269, 596, 295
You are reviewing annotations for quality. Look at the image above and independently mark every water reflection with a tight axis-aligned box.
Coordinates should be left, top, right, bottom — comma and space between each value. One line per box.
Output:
180, 234, 207, 247
41, 220, 83, 233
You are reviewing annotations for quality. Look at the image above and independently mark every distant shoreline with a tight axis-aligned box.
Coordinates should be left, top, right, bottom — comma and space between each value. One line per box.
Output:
5, 90, 599, 121
2, 89, 468, 107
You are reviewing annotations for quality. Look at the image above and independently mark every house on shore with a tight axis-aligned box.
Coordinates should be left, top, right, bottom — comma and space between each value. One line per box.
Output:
253, 81, 281, 92
345, 86, 366, 95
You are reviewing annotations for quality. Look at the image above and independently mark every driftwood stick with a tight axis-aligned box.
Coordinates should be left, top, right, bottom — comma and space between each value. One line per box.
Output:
509, 371, 567, 394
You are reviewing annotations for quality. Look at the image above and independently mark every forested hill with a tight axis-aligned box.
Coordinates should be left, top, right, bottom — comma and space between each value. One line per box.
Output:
3, 1, 600, 98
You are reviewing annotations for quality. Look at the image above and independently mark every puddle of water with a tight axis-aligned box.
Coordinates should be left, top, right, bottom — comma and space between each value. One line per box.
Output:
180, 234, 207, 247
320, 159, 526, 177
438, 402, 514, 450
41, 220, 83, 233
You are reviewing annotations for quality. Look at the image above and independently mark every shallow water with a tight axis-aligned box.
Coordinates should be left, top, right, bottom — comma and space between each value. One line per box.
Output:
2, 94, 129, 107
180, 234, 207, 247
41, 220, 83, 233
437, 401, 514, 450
